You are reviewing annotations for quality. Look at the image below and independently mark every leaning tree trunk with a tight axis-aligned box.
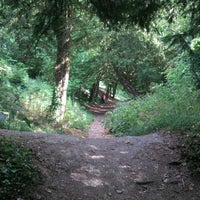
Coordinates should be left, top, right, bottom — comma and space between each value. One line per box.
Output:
114, 67, 139, 97
53, 11, 72, 123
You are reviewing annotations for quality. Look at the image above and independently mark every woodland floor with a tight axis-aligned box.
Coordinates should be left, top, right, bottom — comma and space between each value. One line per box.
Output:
1, 100, 200, 200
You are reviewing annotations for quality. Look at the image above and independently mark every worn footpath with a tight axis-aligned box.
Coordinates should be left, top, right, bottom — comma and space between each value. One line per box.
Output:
0, 101, 200, 200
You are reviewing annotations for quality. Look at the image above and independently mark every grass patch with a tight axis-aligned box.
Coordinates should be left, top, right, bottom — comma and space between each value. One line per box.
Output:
63, 99, 93, 133
105, 62, 200, 136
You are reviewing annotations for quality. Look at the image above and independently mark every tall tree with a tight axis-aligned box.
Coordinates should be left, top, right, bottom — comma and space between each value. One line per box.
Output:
1, 0, 179, 122
89, 0, 162, 29
155, 0, 200, 88
51, 2, 72, 122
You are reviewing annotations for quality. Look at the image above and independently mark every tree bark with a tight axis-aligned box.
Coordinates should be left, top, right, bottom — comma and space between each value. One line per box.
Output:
89, 81, 99, 102
114, 67, 139, 97
112, 83, 117, 98
53, 10, 72, 123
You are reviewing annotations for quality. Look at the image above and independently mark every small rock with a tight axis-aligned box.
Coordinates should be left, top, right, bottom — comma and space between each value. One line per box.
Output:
116, 190, 123, 194
108, 192, 112, 196
46, 189, 52, 193
189, 184, 194, 191
163, 178, 168, 183
125, 140, 130, 144
35, 194, 42, 200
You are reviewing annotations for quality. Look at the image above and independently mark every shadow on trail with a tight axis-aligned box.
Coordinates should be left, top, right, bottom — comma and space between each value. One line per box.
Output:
84, 99, 117, 115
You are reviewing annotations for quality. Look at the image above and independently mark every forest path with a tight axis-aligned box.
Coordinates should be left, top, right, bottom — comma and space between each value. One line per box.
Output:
86, 99, 116, 138
1, 129, 200, 200
87, 114, 112, 138
0, 101, 200, 199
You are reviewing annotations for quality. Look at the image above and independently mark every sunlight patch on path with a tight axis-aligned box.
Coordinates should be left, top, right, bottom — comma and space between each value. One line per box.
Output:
70, 173, 105, 187
120, 151, 129, 154
90, 155, 105, 159
70, 164, 108, 187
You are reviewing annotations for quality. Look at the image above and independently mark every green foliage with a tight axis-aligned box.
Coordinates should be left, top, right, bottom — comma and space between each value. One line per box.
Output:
1, 0, 200, 136
180, 133, 200, 175
0, 137, 39, 200
63, 99, 93, 132
115, 88, 133, 101
0, 58, 92, 133
191, 38, 200, 55
99, 27, 166, 95
157, 2, 200, 88
90, 0, 162, 29
69, 14, 108, 101
0, 60, 32, 131
22, 79, 53, 115
105, 59, 200, 136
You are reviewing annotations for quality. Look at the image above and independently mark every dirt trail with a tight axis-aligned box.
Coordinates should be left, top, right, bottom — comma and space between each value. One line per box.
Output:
87, 114, 112, 138
87, 100, 115, 139
0, 102, 200, 200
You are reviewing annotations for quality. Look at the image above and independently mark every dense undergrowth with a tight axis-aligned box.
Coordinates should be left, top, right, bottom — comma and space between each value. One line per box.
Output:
180, 133, 200, 175
105, 58, 200, 173
0, 59, 92, 134
105, 59, 200, 136
0, 58, 93, 199
0, 137, 39, 200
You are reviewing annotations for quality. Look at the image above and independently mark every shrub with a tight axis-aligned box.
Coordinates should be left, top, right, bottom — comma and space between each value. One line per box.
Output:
0, 60, 32, 131
63, 99, 93, 132
22, 78, 53, 115
180, 133, 200, 175
0, 137, 39, 200
105, 60, 200, 136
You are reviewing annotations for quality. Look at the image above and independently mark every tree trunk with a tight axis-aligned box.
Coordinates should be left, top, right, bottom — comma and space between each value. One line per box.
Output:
89, 81, 99, 102
112, 83, 117, 98
53, 11, 72, 123
114, 67, 139, 97
106, 84, 111, 99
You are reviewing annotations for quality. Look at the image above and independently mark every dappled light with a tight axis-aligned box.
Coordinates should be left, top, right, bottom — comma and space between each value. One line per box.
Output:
84, 152, 105, 160
120, 151, 129, 154
90, 155, 105, 159
1, 0, 200, 199
70, 164, 107, 187
89, 144, 99, 150
70, 173, 105, 187
118, 165, 131, 169
1, 129, 200, 199
84, 99, 116, 115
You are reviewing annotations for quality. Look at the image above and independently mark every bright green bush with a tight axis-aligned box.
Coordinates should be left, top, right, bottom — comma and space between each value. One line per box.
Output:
22, 78, 53, 115
0, 60, 32, 131
0, 59, 92, 133
64, 99, 93, 132
105, 60, 200, 136
0, 137, 39, 200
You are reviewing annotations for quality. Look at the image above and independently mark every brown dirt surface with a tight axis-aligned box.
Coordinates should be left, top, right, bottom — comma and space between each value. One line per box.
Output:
0, 101, 200, 200
86, 99, 115, 139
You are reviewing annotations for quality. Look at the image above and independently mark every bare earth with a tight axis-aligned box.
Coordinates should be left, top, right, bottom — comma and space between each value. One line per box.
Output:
0, 102, 200, 200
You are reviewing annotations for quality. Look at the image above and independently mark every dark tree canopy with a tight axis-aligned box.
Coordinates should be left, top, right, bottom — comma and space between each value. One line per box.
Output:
89, 0, 162, 28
